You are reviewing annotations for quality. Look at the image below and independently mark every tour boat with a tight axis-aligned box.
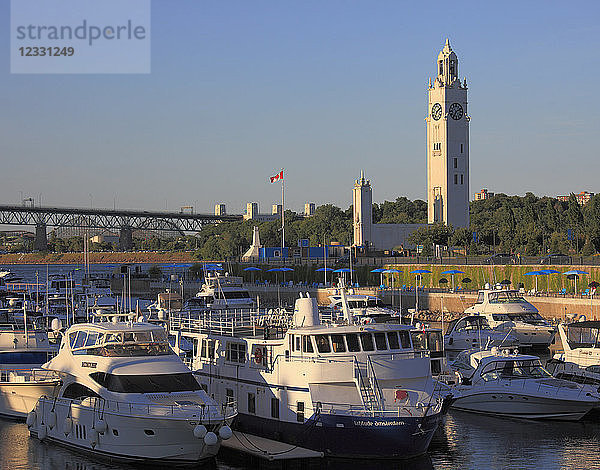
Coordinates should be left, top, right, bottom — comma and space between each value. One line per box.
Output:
170, 292, 447, 459
27, 321, 236, 464
464, 288, 555, 348
449, 348, 600, 420
444, 314, 519, 351
547, 321, 600, 385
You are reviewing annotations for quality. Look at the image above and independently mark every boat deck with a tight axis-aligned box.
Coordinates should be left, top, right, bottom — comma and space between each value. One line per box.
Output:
221, 431, 324, 461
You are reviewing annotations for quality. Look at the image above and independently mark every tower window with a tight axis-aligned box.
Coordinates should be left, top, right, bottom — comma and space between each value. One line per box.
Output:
433, 142, 441, 151
460, 143, 464, 153
461, 174, 464, 185
439, 61, 443, 75
453, 158, 457, 169
450, 61, 455, 76
454, 174, 458, 185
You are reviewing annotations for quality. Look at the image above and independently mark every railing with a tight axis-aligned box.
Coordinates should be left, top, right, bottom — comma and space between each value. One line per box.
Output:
39, 395, 238, 420
470, 373, 597, 398
313, 399, 440, 418
0, 368, 61, 383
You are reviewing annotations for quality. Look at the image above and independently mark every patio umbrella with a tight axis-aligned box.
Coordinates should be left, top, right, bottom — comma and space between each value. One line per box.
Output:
383, 269, 403, 309
371, 268, 386, 288
316, 267, 333, 286
462, 277, 472, 288
243, 266, 261, 283
409, 269, 432, 312
499, 279, 512, 287
267, 268, 284, 305
563, 270, 589, 294
540, 269, 560, 293
441, 269, 465, 291
525, 270, 546, 292
333, 268, 351, 286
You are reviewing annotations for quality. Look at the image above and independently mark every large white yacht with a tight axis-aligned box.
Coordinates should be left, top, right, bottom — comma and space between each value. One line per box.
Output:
322, 291, 399, 323
444, 315, 519, 351
548, 321, 600, 385
190, 272, 255, 310
170, 293, 447, 459
27, 321, 236, 464
449, 348, 600, 420
464, 288, 555, 348
0, 319, 61, 418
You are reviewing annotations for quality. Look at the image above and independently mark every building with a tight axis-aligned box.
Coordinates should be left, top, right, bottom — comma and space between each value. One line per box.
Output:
214, 203, 226, 216
557, 191, 594, 205
474, 189, 494, 201
352, 171, 425, 250
427, 39, 470, 228
243, 202, 280, 222
90, 234, 120, 245
304, 202, 316, 216
271, 204, 282, 216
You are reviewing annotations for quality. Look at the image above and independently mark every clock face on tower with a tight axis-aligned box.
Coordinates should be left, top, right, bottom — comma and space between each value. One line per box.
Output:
448, 103, 463, 120
431, 103, 442, 121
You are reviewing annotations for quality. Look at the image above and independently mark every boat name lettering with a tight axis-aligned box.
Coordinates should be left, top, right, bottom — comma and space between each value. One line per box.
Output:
81, 362, 97, 368
353, 420, 405, 427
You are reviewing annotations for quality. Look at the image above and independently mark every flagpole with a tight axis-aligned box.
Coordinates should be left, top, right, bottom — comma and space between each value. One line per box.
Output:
281, 169, 285, 254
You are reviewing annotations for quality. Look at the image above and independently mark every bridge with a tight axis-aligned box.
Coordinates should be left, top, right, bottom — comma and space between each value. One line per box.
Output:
0, 205, 242, 250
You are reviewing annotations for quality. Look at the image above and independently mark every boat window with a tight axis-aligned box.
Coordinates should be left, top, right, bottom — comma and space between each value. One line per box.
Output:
331, 334, 346, 353
492, 314, 510, 322
315, 335, 331, 353
73, 331, 87, 350
302, 336, 314, 353
223, 291, 251, 299
374, 333, 387, 350
290, 335, 295, 352
90, 342, 173, 357
62, 382, 101, 400
359, 333, 374, 351
201, 339, 216, 359
134, 331, 152, 343
476, 292, 484, 304
427, 331, 443, 352
225, 342, 246, 363
84, 332, 98, 348
123, 332, 135, 343
295, 336, 301, 351
399, 330, 411, 348
346, 334, 361, 352
248, 392, 256, 414
105, 333, 122, 344
90, 372, 202, 393
411, 331, 426, 350
387, 332, 400, 349
69, 332, 78, 348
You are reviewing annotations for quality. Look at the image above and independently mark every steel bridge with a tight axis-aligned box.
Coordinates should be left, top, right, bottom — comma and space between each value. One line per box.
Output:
0, 205, 242, 250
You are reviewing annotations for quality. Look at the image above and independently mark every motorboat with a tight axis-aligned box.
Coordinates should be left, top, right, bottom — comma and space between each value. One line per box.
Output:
444, 315, 519, 351
547, 321, 600, 385
169, 291, 447, 459
190, 272, 255, 310
449, 348, 600, 420
27, 320, 236, 464
0, 318, 61, 419
322, 291, 400, 323
464, 288, 555, 348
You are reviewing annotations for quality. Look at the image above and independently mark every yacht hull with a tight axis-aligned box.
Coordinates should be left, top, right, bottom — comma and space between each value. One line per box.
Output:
0, 381, 61, 419
451, 392, 595, 421
233, 411, 442, 459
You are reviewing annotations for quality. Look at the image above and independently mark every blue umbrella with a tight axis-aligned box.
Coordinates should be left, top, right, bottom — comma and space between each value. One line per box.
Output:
525, 270, 547, 292
280, 267, 294, 272
540, 269, 560, 292
316, 267, 333, 272
333, 268, 351, 272
383, 269, 403, 308
564, 270, 589, 294
410, 269, 433, 274
370, 268, 386, 273
441, 269, 465, 291
410, 270, 431, 312
243, 267, 262, 271
267, 268, 284, 272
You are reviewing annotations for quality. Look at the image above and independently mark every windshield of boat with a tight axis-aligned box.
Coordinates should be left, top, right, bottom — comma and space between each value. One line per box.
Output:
454, 316, 492, 332
347, 299, 378, 308
479, 358, 552, 381
488, 291, 526, 304
68, 328, 173, 357
411, 330, 443, 352
565, 325, 600, 349
90, 371, 201, 393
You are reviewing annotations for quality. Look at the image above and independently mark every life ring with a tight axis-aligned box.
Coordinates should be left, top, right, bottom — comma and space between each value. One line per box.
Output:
254, 348, 263, 364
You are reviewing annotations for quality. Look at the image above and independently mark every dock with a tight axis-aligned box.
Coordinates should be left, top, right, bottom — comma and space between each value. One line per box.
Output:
221, 431, 324, 461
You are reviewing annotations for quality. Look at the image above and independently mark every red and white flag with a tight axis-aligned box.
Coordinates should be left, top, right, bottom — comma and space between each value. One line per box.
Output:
270, 170, 284, 183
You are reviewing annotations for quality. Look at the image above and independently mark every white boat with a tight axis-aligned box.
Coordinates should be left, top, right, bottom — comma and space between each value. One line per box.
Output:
449, 348, 600, 420
444, 314, 519, 351
464, 288, 555, 348
322, 291, 399, 323
27, 321, 236, 464
547, 321, 600, 385
0, 319, 61, 419
189, 272, 255, 310
170, 292, 447, 459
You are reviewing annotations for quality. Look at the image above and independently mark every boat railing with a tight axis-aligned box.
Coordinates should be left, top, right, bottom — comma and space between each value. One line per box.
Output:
313, 400, 436, 418
0, 368, 61, 383
38, 395, 238, 420
472, 374, 597, 398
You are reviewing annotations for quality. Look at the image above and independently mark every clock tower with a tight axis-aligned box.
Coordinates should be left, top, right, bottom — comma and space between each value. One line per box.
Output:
426, 39, 470, 228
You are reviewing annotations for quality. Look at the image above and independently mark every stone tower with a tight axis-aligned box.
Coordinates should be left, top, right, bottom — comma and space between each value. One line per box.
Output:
352, 170, 372, 247
426, 39, 470, 228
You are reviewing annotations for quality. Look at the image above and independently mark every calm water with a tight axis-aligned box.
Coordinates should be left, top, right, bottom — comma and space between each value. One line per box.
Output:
2, 412, 600, 470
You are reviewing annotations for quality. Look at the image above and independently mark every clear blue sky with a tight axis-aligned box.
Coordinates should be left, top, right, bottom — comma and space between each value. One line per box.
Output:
1, 0, 599, 214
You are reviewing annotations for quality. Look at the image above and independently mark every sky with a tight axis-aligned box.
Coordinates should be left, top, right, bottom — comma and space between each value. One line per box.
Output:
1, 0, 599, 215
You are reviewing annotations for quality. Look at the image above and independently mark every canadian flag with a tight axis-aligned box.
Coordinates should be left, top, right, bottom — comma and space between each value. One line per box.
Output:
270, 170, 284, 183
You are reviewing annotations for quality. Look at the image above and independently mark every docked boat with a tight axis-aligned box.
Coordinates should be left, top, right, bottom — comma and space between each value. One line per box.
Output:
449, 348, 600, 420
0, 318, 61, 418
322, 291, 400, 323
27, 320, 236, 464
464, 288, 555, 349
547, 321, 600, 385
189, 272, 255, 310
170, 293, 446, 459
444, 314, 519, 351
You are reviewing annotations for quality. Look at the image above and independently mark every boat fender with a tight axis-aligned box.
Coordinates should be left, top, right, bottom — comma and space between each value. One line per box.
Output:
90, 428, 99, 446
204, 431, 218, 446
37, 424, 47, 440
63, 417, 73, 435
47, 411, 57, 429
95, 419, 107, 433
218, 425, 233, 440
193, 424, 207, 438
26, 410, 36, 428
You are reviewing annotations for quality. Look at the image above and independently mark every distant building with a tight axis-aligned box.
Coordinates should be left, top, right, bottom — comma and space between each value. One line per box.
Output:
304, 202, 316, 216
272, 204, 282, 216
214, 203, 226, 216
243, 202, 279, 222
474, 189, 494, 201
90, 234, 120, 245
557, 191, 594, 205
